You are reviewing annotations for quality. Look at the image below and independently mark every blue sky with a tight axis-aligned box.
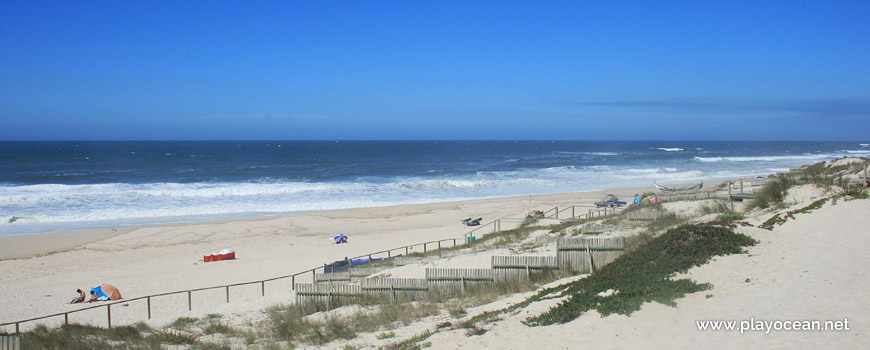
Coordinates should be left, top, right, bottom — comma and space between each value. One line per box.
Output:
1, 1, 868, 141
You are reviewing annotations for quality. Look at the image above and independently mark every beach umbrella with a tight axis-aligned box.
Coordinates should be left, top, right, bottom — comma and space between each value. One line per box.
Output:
91, 284, 122, 300
333, 234, 347, 243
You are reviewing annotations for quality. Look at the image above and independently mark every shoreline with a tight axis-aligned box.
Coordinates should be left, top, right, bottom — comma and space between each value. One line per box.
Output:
0, 182, 662, 327
0, 182, 677, 260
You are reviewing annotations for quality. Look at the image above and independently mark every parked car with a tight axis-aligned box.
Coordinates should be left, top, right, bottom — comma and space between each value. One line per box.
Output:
595, 194, 627, 208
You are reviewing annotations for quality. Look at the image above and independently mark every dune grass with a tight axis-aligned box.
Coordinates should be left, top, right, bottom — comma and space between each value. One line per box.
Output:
749, 175, 796, 210
697, 200, 730, 216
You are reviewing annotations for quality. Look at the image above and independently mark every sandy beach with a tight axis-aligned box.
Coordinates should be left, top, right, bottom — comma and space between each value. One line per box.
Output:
1, 176, 867, 349
422, 187, 869, 350
0, 186, 648, 331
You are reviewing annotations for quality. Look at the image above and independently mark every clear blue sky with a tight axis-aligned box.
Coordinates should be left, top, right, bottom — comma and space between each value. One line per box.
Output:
1, 1, 868, 141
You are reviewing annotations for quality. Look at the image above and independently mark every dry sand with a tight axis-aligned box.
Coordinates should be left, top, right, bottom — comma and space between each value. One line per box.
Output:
2, 178, 865, 350
419, 193, 870, 350
0, 187, 648, 331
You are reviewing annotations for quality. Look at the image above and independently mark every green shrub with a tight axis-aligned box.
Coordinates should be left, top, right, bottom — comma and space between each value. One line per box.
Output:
170, 316, 199, 328
376, 331, 397, 339
524, 225, 757, 326
715, 210, 744, 222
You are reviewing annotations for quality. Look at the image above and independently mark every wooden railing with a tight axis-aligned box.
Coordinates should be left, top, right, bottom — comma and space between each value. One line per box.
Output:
0, 236, 462, 333
1, 201, 625, 333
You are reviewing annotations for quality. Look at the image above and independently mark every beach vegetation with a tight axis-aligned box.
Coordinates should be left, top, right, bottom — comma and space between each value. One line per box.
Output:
376, 331, 397, 339
645, 211, 687, 232
624, 232, 655, 252
148, 329, 199, 345
261, 266, 564, 347
697, 200, 730, 216
523, 225, 756, 326
383, 329, 436, 350
715, 210, 744, 222
836, 185, 869, 200
193, 341, 233, 350
170, 316, 200, 328
18, 323, 149, 349
760, 197, 830, 230
201, 321, 236, 335
749, 175, 796, 210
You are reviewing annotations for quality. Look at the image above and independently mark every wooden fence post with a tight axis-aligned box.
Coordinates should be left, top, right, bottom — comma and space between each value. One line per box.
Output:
107, 305, 112, 329
226, 286, 230, 303
187, 291, 192, 311
147, 297, 151, 319
261, 281, 265, 297
555, 207, 558, 220
292, 275, 295, 290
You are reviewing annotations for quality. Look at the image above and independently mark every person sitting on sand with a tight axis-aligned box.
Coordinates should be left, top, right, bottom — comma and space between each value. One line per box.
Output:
641, 195, 651, 206
70, 289, 86, 304
87, 290, 108, 303
633, 194, 642, 206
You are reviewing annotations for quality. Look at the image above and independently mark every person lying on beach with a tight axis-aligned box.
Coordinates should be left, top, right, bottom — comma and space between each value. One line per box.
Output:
87, 290, 108, 303
69, 289, 86, 304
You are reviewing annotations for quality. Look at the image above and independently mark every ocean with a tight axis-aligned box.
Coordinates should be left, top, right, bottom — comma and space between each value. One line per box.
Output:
1, 140, 868, 235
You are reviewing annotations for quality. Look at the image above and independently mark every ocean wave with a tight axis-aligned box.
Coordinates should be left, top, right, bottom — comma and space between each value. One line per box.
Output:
651, 147, 684, 152
861, 144, 870, 147
694, 154, 841, 162
0, 154, 846, 234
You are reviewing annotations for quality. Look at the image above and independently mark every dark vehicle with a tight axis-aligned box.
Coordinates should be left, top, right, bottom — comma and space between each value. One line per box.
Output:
595, 194, 627, 208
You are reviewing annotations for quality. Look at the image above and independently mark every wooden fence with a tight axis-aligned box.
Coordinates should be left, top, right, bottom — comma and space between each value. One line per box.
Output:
361, 278, 429, 302
0, 336, 20, 350
294, 284, 362, 308
557, 237, 624, 273
580, 223, 622, 234
0, 236, 461, 333
348, 266, 393, 278
315, 272, 352, 284
492, 256, 559, 279
426, 268, 496, 293
623, 210, 666, 221
1, 203, 621, 333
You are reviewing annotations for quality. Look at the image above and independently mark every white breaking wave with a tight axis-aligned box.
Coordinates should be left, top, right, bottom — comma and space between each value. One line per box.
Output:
582, 152, 620, 156
695, 153, 850, 162
0, 152, 852, 235
652, 147, 684, 152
